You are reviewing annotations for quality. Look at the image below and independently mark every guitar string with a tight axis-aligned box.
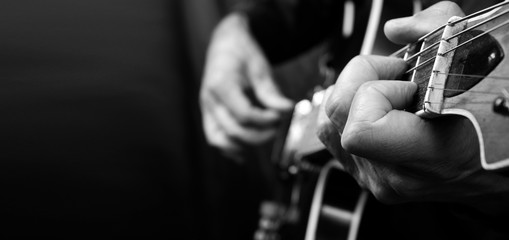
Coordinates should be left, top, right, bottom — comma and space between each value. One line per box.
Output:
408, 73, 509, 98
394, 1, 509, 57
403, 7, 509, 63
426, 87, 501, 96
404, 18, 509, 74
405, 55, 436, 73
394, 72, 509, 108
397, 71, 509, 107
424, 100, 496, 105
394, 3, 509, 108
446, 8, 509, 42
448, 1, 509, 26
421, 88, 501, 108
436, 72, 509, 81
405, 19, 501, 73
403, 42, 438, 63
441, 19, 509, 56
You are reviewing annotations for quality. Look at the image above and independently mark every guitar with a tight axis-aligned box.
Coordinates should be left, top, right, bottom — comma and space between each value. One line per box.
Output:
255, 1, 509, 240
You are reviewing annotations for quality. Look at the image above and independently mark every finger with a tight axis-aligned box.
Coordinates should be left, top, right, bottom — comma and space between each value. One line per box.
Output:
317, 84, 408, 203
203, 58, 282, 127
385, 1, 466, 44
317, 86, 343, 156
348, 81, 418, 123
317, 86, 334, 127
203, 113, 248, 163
316, 118, 362, 184
341, 80, 436, 164
246, 49, 294, 112
210, 83, 282, 127
325, 56, 408, 133
203, 92, 278, 145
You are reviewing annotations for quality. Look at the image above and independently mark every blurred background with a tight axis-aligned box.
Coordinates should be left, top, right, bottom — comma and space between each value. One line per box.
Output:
0, 0, 277, 238
0, 0, 327, 238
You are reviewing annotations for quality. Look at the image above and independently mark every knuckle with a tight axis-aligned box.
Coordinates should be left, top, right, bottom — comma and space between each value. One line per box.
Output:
324, 97, 337, 119
325, 95, 345, 118
325, 95, 349, 129
348, 55, 374, 71
357, 81, 381, 94
341, 123, 368, 154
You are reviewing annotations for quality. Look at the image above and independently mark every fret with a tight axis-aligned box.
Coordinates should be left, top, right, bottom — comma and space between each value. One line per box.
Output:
421, 17, 468, 116
404, 29, 444, 113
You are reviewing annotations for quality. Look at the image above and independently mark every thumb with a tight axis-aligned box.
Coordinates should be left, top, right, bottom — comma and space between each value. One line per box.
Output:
384, 1, 466, 44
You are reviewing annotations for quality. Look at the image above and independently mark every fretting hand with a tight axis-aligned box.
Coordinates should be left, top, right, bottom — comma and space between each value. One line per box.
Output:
318, 1, 509, 215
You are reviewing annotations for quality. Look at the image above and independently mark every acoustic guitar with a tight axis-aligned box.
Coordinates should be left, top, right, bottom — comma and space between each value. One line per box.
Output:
254, 1, 509, 240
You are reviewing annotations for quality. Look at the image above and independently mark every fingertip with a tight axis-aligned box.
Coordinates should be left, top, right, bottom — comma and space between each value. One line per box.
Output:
384, 17, 414, 44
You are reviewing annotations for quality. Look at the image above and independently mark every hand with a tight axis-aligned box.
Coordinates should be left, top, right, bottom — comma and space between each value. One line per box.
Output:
318, 1, 509, 215
200, 14, 293, 160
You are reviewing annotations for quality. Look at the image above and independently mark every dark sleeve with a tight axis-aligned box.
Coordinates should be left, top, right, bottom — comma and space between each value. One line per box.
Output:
235, 0, 344, 64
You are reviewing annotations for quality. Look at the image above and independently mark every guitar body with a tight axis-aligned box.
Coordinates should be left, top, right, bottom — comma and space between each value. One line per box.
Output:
441, 5, 509, 170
